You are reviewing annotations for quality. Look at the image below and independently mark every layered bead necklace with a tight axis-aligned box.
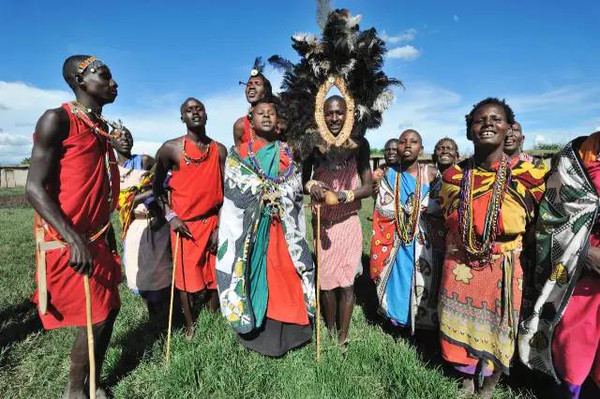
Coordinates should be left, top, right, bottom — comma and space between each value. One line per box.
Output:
457, 155, 511, 269
394, 164, 423, 244
182, 138, 211, 165
69, 101, 122, 139
247, 137, 296, 184
68, 101, 121, 210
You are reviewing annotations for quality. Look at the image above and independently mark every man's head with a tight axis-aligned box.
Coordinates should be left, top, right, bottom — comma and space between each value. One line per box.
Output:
465, 98, 515, 149
112, 127, 133, 156
250, 99, 278, 136
180, 97, 207, 130
504, 121, 524, 156
383, 138, 400, 165
245, 74, 272, 105
324, 95, 347, 136
432, 138, 459, 170
62, 55, 118, 104
398, 129, 423, 164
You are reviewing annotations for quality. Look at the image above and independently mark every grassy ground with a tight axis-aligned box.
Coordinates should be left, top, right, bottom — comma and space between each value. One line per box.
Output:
0, 202, 540, 398
0, 187, 25, 196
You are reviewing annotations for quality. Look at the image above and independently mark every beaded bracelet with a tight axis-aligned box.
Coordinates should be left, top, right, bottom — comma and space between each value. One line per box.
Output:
343, 190, 355, 203
305, 180, 320, 193
165, 209, 178, 222
143, 195, 156, 208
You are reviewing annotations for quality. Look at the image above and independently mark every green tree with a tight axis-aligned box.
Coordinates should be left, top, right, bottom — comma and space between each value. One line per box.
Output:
534, 142, 563, 151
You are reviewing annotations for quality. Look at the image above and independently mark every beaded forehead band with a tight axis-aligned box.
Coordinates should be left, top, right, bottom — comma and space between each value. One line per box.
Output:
77, 56, 105, 74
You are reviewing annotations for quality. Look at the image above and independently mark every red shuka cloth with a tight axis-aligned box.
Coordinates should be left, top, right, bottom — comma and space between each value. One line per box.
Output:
240, 116, 251, 144
32, 103, 121, 329
169, 139, 223, 293
239, 141, 309, 325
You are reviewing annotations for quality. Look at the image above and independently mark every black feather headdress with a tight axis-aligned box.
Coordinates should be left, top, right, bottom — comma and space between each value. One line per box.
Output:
269, 8, 401, 161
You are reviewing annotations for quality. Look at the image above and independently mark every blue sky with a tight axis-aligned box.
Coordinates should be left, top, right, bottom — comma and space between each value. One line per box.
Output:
1, 0, 599, 163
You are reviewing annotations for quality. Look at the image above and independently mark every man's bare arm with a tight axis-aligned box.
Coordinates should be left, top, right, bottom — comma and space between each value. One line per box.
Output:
233, 118, 245, 148
26, 108, 94, 275
354, 138, 373, 200
153, 139, 192, 238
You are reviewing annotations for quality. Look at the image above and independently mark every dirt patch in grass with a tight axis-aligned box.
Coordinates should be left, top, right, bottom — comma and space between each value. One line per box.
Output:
0, 194, 29, 208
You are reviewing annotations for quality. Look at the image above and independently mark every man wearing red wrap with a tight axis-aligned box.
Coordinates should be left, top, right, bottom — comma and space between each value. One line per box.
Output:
26, 55, 121, 399
154, 97, 227, 338
232, 58, 273, 148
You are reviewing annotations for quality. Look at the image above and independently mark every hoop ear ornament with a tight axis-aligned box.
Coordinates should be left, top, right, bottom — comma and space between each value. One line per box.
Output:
315, 76, 355, 147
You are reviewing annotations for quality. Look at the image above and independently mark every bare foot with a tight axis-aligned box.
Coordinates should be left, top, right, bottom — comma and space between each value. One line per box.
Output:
460, 377, 475, 395
478, 371, 501, 399
63, 385, 87, 399
185, 326, 195, 341
95, 387, 110, 399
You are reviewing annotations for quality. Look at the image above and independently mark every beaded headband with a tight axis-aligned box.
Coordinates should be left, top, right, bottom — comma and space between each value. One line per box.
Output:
77, 56, 105, 74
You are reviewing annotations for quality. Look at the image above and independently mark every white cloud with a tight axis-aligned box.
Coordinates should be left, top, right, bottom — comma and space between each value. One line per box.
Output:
0, 81, 72, 164
534, 134, 546, 146
508, 85, 600, 115
0, 68, 285, 164
3, 74, 598, 163
387, 45, 421, 61
366, 82, 471, 153
381, 29, 417, 44
453, 15, 460, 22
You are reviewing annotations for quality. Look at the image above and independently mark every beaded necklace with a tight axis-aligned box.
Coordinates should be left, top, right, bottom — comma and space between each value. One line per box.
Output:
457, 155, 511, 269
68, 101, 118, 211
70, 101, 122, 139
394, 164, 422, 244
182, 138, 211, 165
247, 137, 296, 184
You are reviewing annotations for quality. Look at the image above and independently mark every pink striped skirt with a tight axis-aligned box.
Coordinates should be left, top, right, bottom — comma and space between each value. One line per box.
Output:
315, 213, 363, 290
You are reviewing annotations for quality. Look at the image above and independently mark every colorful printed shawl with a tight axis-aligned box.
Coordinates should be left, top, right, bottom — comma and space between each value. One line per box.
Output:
216, 146, 316, 334
519, 138, 598, 381
370, 164, 440, 333
118, 165, 153, 240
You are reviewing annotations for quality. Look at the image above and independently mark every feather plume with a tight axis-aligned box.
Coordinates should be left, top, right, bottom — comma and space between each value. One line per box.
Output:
316, 0, 332, 31
271, 8, 401, 161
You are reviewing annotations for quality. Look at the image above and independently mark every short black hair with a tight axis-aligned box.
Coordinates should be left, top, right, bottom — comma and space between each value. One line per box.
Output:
465, 97, 515, 135
248, 96, 278, 121
62, 54, 92, 91
384, 138, 399, 148
434, 137, 458, 152
180, 97, 204, 114
325, 95, 345, 105
399, 129, 422, 144
248, 73, 273, 98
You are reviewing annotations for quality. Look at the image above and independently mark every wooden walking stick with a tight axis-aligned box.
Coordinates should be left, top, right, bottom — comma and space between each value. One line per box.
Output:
315, 204, 322, 362
165, 232, 180, 365
83, 275, 96, 399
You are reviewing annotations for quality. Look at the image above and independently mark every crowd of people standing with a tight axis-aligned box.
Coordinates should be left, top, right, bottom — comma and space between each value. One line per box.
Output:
22, 9, 599, 398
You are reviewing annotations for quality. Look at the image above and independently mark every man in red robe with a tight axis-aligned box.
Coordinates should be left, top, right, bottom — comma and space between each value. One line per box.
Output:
154, 97, 227, 338
232, 60, 273, 148
26, 55, 121, 398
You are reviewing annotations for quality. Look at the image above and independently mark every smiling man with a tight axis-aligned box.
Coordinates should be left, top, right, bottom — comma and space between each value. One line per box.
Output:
154, 97, 227, 338
26, 55, 121, 398
504, 121, 535, 164
432, 137, 459, 174
304, 95, 373, 347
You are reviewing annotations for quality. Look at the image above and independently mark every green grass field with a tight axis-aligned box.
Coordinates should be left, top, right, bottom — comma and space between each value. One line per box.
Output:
0, 199, 538, 398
